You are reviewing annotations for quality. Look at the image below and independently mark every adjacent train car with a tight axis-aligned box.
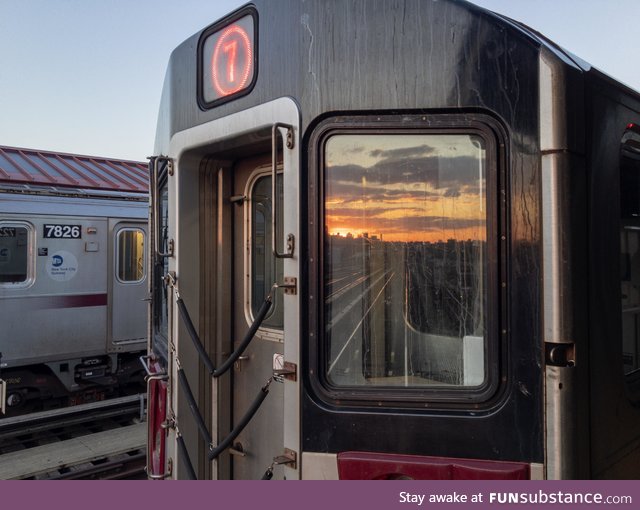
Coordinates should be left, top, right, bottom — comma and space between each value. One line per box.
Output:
0, 146, 148, 415
145, 0, 640, 479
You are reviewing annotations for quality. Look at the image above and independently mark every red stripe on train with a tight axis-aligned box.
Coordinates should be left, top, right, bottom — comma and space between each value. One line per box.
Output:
338, 452, 529, 480
24, 293, 108, 310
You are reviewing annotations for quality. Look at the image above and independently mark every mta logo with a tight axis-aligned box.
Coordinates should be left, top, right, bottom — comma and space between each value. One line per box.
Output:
52, 255, 64, 267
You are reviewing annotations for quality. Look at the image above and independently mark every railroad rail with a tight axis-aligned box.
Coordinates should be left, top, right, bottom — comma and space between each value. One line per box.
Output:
0, 394, 146, 479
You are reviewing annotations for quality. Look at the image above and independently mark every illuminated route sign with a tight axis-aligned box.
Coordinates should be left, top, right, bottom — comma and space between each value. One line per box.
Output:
199, 11, 256, 107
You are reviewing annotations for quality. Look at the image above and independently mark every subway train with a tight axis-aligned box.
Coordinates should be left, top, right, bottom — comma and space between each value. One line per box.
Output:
145, 0, 640, 479
0, 145, 148, 416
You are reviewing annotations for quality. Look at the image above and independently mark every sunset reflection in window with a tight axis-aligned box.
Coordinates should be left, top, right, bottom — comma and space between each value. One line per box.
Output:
323, 133, 487, 388
325, 134, 486, 243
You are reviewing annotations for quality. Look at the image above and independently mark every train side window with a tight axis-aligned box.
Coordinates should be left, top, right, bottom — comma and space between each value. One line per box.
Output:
319, 123, 496, 398
620, 125, 640, 378
116, 228, 145, 283
0, 223, 32, 286
249, 173, 283, 330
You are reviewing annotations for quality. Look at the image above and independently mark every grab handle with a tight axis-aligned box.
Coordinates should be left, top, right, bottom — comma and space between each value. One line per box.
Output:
271, 123, 295, 259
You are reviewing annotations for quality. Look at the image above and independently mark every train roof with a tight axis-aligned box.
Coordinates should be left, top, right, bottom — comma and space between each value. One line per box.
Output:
0, 145, 148, 194
154, 0, 640, 155
461, 1, 640, 99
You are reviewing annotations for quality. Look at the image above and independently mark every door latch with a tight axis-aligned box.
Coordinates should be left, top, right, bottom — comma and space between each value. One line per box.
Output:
545, 342, 575, 367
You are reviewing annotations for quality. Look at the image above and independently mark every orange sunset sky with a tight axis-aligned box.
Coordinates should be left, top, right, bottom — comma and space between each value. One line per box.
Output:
324, 133, 487, 243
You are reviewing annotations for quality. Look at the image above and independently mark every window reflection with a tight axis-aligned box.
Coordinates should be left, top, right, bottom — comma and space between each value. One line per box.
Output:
324, 134, 487, 388
251, 175, 283, 329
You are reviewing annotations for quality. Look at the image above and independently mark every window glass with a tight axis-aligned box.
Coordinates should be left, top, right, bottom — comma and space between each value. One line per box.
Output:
324, 134, 486, 388
620, 126, 640, 376
117, 228, 145, 282
251, 174, 283, 329
152, 181, 169, 361
0, 225, 29, 284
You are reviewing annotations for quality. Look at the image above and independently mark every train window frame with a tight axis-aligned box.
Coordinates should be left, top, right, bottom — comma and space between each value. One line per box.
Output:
151, 165, 170, 360
620, 123, 640, 391
243, 165, 284, 341
0, 221, 35, 289
115, 227, 146, 284
307, 113, 507, 408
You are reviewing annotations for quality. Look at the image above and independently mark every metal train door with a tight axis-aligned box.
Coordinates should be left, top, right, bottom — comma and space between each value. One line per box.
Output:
231, 156, 283, 479
169, 99, 300, 480
110, 221, 147, 344
227, 122, 299, 480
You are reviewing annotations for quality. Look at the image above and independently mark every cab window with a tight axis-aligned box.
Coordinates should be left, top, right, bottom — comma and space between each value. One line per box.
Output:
620, 125, 640, 377
323, 132, 488, 389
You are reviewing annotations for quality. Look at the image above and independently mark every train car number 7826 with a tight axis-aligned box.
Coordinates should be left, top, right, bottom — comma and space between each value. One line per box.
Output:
43, 224, 82, 239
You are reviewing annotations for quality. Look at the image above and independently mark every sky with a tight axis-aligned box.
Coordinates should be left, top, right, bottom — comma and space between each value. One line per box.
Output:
0, 0, 638, 162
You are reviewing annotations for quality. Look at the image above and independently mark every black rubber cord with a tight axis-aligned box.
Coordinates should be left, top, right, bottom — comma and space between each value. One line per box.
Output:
176, 434, 197, 480
176, 294, 272, 378
208, 380, 271, 461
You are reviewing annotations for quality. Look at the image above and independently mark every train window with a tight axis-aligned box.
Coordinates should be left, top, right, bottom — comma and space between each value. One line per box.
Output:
620, 125, 640, 377
249, 173, 283, 329
152, 175, 169, 357
323, 132, 488, 390
116, 228, 145, 283
0, 223, 31, 285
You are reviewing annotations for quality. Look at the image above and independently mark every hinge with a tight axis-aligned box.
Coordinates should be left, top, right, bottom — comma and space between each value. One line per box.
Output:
281, 276, 297, 295
285, 128, 294, 149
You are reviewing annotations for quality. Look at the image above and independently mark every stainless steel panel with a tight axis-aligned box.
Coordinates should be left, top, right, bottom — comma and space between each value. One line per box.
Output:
167, 97, 300, 480
0, 216, 108, 366
540, 48, 588, 479
0, 190, 148, 372
110, 220, 148, 346
232, 154, 284, 480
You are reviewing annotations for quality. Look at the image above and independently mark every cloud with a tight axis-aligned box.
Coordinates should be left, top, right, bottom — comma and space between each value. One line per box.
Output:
326, 155, 483, 191
369, 144, 435, 159
443, 188, 461, 198
326, 181, 441, 201
326, 206, 425, 218
327, 211, 485, 233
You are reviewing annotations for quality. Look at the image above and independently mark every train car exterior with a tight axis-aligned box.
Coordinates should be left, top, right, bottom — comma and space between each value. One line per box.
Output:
146, 0, 640, 479
0, 146, 148, 415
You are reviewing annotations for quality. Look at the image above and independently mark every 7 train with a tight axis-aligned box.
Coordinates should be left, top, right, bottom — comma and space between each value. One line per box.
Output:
0, 146, 148, 416
152, 0, 639, 479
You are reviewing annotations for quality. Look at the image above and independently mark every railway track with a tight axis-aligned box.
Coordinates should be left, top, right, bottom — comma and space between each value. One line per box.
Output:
0, 394, 147, 480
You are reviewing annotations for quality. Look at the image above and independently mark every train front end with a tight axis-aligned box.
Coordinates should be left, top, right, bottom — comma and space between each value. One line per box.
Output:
145, 0, 640, 480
